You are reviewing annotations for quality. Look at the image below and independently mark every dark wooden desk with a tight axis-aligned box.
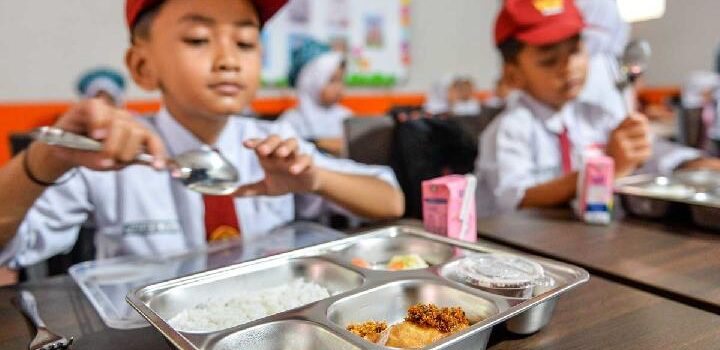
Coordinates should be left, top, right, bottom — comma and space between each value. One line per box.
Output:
488, 276, 720, 350
2, 275, 719, 349
0, 276, 167, 349
477, 209, 720, 313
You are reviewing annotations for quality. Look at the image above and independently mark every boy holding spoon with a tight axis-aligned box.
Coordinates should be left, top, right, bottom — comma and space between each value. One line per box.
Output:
0, 0, 404, 268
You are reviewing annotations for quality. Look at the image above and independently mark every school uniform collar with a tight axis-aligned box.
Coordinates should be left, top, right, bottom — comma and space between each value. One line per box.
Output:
516, 91, 573, 135
155, 107, 242, 158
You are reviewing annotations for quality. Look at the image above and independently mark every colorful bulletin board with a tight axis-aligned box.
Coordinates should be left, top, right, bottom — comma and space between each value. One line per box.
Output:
261, 0, 412, 88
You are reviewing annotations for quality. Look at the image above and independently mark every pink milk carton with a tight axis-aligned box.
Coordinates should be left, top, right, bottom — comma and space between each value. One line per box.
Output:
422, 175, 477, 242
577, 155, 615, 225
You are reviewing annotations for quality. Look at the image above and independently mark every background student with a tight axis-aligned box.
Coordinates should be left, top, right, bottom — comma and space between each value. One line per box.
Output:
278, 39, 351, 156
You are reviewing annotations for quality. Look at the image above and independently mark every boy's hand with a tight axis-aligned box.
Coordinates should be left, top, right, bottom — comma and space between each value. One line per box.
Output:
30, 99, 166, 180
607, 113, 652, 178
678, 157, 720, 171
233, 135, 320, 197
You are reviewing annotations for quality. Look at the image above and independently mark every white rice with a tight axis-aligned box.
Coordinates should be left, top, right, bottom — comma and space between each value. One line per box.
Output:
168, 279, 331, 333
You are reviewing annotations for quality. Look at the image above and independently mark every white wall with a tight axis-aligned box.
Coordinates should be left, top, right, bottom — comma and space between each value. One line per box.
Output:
4, 0, 712, 102
0, 1, 155, 102
402, 0, 500, 92
0, 0, 500, 103
631, 0, 720, 86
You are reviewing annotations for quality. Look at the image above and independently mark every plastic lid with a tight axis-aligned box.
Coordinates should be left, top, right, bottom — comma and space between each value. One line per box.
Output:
455, 253, 547, 289
69, 222, 345, 329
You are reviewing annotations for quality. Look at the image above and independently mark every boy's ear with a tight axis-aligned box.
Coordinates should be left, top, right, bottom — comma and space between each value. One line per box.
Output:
502, 63, 524, 90
125, 45, 159, 91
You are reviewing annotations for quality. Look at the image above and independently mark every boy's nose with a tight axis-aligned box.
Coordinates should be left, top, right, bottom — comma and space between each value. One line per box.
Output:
217, 60, 240, 72
214, 43, 241, 72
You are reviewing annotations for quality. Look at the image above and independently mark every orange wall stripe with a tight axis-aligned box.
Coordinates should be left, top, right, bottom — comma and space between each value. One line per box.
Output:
0, 88, 675, 164
637, 86, 680, 105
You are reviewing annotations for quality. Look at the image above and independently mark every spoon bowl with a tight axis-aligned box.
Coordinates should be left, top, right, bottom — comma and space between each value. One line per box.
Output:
620, 39, 652, 87
31, 126, 240, 195
616, 39, 652, 113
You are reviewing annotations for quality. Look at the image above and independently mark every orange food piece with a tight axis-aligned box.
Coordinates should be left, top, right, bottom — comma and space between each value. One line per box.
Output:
347, 304, 473, 349
351, 258, 371, 268
387, 261, 406, 271
405, 304, 470, 333
347, 321, 388, 343
386, 321, 455, 348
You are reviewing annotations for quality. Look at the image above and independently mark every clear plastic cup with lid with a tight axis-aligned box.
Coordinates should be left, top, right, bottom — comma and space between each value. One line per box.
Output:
453, 253, 555, 299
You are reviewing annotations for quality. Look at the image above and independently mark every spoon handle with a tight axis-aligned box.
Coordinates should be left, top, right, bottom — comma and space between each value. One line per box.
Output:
31, 126, 157, 163
18, 290, 47, 329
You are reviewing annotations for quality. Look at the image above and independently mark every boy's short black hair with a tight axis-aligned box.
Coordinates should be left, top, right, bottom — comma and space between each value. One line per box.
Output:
131, 2, 164, 43
498, 34, 584, 64
129, 1, 266, 43
498, 37, 525, 64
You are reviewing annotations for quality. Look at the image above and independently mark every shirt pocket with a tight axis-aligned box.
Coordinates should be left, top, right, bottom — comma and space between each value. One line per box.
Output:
95, 219, 186, 258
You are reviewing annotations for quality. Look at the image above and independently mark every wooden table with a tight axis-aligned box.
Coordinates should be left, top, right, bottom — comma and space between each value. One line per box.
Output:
476, 209, 720, 313
2, 275, 720, 350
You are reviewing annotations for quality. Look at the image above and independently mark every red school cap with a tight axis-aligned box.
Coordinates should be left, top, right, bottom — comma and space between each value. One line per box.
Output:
126, 0, 288, 30
494, 0, 585, 47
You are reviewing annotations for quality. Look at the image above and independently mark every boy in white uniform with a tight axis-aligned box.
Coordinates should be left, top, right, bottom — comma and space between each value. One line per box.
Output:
0, 0, 404, 268
476, 0, 717, 217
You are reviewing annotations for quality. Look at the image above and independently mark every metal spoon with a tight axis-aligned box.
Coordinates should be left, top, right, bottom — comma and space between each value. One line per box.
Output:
17, 290, 74, 350
31, 126, 239, 195
617, 39, 652, 113
621, 39, 651, 84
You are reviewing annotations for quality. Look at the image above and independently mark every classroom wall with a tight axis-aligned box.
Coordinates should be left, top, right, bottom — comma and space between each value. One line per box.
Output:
631, 0, 720, 86
2, 0, 715, 103
0, 1, 155, 102
0, 0, 500, 103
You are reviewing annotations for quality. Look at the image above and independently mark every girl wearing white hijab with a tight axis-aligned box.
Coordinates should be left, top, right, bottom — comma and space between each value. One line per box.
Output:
76, 68, 127, 107
279, 40, 351, 155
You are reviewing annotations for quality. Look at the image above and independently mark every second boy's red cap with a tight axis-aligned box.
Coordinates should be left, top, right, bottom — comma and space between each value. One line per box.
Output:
126, 0, 288, 30
494, 0, 584, 47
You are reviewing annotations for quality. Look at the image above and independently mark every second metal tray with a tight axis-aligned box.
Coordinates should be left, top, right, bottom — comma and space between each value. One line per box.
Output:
616, 172, 720, 230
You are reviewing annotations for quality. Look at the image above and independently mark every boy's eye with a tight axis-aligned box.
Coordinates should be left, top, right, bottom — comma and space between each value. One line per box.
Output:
236, 41, 257, 50
570, 44, 582, 55
538, 57, 558, 67
182, 37, 209, 46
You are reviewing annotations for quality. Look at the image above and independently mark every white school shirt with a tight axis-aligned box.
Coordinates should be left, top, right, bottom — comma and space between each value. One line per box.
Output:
475, 91, 700, 218
277, 105, 351, 140
1, 108, 398, 268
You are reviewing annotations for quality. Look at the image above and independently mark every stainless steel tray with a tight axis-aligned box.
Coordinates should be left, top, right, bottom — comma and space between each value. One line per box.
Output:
616, 172, 720, 229
127, 226, 589, 350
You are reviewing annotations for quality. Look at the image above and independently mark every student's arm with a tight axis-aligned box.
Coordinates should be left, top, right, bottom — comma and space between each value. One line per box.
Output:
313, 168, 404, 219
234, 135, 404, 219
519, 172, 579, 209
0, 99, 166, 248
0, 145, 65, 246
677, 157, 720, 171
519, 114, 652, 210
313, 138, 344, 157
519, 114, 654, 210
